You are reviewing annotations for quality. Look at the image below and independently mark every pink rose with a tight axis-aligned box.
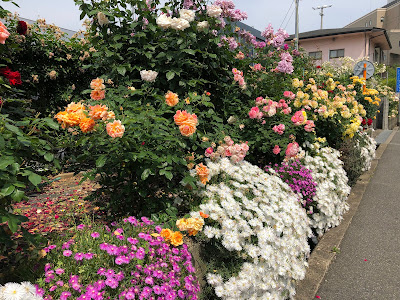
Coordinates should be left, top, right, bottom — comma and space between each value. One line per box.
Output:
283, 91, 295, 100
291, 110, 307, 126
249, 107, 263, 119
205, 147, 214, 157
304, 120, 315, 132
285, 142, 299, 158
0, 21, 10, 44
253, 63, 262, 71
273, 145, 281, 155
272, 124, 285, 135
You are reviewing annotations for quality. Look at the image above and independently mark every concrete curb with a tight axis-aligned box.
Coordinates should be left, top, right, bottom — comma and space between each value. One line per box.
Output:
294, 127, 398, 300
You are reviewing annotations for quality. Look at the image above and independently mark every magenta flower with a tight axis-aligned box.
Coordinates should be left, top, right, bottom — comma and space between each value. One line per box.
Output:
91, 232, 100, 238
84, 252, 94, 260
63, 250, 72, 257
77, 224, 85, 230
55, 268, 64, 275
74, 252, 84, 261
60, 291, 71, 300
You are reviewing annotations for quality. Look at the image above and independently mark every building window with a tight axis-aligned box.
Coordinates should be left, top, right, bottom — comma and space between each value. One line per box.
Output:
369, 20, 372, 26
365, 22, 368, 27
308, 51, 322, 60
329, 49, 344, 59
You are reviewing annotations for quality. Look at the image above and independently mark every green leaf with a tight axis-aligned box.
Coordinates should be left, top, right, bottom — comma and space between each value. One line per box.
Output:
141, 168, 152, 180
183, 49, 195, 55
166, 71, 175, 81
116, 66, 126, 76
1, 184, 15, 196
96, 155, 107, 168
28, 173, 42, 186
11, 189, 25, 202
44, 118, 59, 130
0, 135, 4, 149
44, 153, 54, 162
5, 123, 22, 136
0, 157, 14, 170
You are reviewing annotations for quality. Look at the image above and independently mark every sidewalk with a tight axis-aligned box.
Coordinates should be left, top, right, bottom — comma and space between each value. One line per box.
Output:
316, 129, 400, 299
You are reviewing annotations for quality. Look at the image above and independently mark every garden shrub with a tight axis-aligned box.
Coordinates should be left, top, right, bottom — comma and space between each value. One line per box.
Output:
36, 216, 200, 299
190, 158, 311, 299
302, 146, 351, 236
339, 131, 376, 186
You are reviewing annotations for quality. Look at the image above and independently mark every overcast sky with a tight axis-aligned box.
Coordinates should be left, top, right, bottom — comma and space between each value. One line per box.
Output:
1, 0, 391, 34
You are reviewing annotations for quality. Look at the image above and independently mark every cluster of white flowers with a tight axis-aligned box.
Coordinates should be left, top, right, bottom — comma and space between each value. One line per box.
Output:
0, 282, 42, 300
194, 158, 311, 299
156, 9, 196, 31
140, 70, 158, 82
197, 21, 209, 31
357, 131, 376, 172
207, 5, 223, 18
302, 147, 351, 236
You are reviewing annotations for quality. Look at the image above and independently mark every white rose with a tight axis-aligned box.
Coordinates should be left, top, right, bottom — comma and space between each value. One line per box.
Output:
179, 9, 195, 22
156, 14, 172, 29
140, 70, 158, 82
207, 5, 222, 18
170, 17, 190, 31
197, 21, 209, 31
97, 12, 109, 26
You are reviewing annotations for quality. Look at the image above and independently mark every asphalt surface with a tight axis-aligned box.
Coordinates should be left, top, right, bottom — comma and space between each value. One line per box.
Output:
316, 131, 400, 300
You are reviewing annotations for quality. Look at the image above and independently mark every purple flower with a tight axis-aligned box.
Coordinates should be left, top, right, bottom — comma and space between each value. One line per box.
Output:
84, 252, 94, 260
105, 277, 119, 289
91, 232, 100, 238
55, 268, 64, 275
60, 291, 71, 300
63, 250, 72, 257
77, 224, 85, 230
74, 252, 84, 261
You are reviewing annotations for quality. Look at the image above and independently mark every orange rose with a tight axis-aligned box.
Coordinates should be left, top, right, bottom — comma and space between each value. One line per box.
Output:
196, 163, 209, 185
187, 229, 199, 236
91, 89, 106, 101
176, 218, 189, 231
107, 111, 115, 120
174, 110, 190, 125
199, 211, 209, 219
179, 124, 196, 137
66, 102, 85, 113
79, 117, 95, 133
181, 115, 198, 128
90, 78, 105, 90
89, 104, 108, 120
54, 111, 68, 124
64, 111, 85, 128
170, 231, 183, 246
106, 120, 125, 138
165, 91, 179, 107
160, 228, 173, 242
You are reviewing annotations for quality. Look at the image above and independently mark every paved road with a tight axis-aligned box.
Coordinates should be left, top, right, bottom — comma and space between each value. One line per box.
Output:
316, 131, 400, 299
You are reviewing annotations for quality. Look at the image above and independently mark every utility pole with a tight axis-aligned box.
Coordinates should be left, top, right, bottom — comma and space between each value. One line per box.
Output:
295, 0, 299, 50
313, 5, 332, 30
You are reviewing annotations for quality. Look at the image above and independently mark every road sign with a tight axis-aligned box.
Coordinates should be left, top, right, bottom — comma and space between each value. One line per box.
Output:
396, 67, 400, 93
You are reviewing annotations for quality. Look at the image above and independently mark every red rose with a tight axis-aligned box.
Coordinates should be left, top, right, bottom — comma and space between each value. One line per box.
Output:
17, 21, 27, 35
316, 65, 321, 69
362, 118, 366, 125
367, 118, 373, 126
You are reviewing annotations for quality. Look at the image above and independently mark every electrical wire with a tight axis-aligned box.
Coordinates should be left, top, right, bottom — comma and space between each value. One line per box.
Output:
280, 0, 295, 28
284, 3, 296, 30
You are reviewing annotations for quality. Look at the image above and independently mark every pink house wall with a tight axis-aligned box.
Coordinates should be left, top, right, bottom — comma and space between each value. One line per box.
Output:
299, 32, 373, 63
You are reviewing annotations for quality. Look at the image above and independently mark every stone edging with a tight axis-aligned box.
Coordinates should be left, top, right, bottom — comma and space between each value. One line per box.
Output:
294, 127, 398, 300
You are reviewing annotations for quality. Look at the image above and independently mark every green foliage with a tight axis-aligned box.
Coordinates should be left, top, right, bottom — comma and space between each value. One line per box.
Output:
0, 110, 59, 234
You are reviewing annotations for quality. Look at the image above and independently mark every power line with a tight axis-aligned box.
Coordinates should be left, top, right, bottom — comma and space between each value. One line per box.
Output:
280, 0, 295, 28
284, 3, 296, 30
